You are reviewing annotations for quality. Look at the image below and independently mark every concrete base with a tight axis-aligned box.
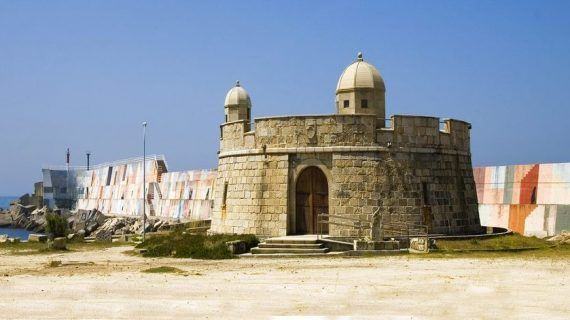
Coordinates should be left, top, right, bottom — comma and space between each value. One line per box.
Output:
409, 237, 430, 253
28, 234, 47, 243
48, 237, 67, 250
226, 240, 248, 254
353, 240, 400, 251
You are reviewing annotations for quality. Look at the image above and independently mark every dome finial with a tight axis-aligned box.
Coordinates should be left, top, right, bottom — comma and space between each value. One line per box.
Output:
235, 80, 240, 87
357, 52, 363, 61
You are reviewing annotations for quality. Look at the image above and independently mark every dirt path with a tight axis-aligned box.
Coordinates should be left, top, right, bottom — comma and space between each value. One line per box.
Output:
0, 246, 568, 319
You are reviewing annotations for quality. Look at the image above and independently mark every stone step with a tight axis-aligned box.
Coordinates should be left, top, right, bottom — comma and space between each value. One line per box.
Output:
258, 243, 323, 249
265, 238, 320, 245
244, 253, 336, 258
251, 247, 329, 254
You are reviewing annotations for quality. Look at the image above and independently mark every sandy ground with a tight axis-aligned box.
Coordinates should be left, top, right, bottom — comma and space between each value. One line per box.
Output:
0, 246, 568, 319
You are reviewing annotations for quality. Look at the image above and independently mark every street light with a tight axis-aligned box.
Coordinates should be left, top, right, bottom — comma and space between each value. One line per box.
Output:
86, 151, 91, 170
142, 121, 147, 242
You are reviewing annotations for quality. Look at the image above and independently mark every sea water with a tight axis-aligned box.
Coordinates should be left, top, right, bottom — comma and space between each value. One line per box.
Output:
0, 196, 40, 239
0, 227, 37, 239
0, 196, 17, 210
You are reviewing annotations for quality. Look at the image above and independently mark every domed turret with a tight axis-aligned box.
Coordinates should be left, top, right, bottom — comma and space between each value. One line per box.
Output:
336, 52, 386, 121
224, 80, 252, 124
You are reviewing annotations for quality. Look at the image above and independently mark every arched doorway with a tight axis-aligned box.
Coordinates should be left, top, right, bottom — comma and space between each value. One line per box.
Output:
295, 166, 329, 234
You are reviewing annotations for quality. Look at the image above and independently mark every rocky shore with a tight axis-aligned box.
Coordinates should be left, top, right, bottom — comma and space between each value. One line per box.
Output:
0, 195, 172, 241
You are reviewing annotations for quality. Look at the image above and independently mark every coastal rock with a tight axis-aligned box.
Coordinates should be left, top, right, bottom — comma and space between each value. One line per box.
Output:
67, 232, 84, 242
0, 211, 12, 227
153, 220, 164, 230
85, 221, 99, 235
91, 217, 127, 241
547, 231, 569, 243
10, 204, 50, 232
94, 229, 113, 242
68, 209, 108, 234
157, 221, 171, 232
10, 204, 37, 229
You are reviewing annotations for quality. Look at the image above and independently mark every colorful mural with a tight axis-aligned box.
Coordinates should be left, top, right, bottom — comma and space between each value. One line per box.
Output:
474, 163, 570, 237
43, 155, 216, 222
152, 170, 216, 221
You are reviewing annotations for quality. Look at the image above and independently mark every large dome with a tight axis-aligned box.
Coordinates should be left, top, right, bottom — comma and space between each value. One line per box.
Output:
224, 81, 251, 107
336, 53, 385, 93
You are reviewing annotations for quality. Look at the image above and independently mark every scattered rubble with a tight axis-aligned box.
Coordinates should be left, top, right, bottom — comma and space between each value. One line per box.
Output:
3, 194, 172, 242
546, 231, 570, 244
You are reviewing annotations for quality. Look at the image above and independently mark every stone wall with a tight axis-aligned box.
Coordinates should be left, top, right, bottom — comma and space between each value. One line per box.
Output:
210, 154, 289, 235
220, 114, 471, 154
211, 113, 481, 237
377, 116, 471, 152
255, 115, 377, 148
328, 151, 479, 238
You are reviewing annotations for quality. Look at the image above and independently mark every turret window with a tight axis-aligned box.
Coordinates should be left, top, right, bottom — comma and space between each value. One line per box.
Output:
361, 99, 368, 108
343, 100, 350, 108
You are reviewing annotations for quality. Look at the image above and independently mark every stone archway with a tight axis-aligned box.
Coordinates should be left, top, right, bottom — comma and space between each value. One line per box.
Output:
295, 166, 329, 234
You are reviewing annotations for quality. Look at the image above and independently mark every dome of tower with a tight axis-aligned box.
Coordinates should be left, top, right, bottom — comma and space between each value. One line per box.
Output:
336, 52, 385, 93
224, 81, 251, 107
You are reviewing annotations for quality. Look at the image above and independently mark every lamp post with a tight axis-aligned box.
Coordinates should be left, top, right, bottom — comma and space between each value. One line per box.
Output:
86, 151, 91, 170
142, 121, 147, 242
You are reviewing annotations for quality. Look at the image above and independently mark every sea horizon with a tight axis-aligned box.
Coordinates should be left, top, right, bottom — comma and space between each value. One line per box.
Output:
0, 196, 18, 210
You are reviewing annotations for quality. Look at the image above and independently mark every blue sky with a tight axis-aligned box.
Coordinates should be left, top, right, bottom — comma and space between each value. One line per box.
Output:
1, 1, 569, 195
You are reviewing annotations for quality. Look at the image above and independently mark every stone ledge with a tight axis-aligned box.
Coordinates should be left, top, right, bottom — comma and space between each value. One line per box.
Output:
219, 146, 471, 158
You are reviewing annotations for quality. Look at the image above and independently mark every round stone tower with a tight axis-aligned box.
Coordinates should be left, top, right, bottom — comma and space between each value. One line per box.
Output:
211, 53, 481, 238
224, 80, 252, 129
336, 52, 386, 123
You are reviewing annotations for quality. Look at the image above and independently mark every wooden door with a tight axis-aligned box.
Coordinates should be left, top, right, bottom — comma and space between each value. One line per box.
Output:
295, 167, 328, 234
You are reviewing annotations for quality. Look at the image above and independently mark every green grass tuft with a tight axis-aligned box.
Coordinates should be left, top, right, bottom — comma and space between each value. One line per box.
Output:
421, 233, 570, 259
434, 234, 551, 251
141, 266, 185, 274
47, 260, 62, 268
135, 231, 259, 259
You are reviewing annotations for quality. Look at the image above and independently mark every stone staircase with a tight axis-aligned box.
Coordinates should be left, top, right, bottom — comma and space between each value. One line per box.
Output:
251, 236, 330, 255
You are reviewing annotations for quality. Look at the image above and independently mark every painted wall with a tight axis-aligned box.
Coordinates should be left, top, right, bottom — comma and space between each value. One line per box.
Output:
152, 170, 216, 221
474, 163, 570, 237
43, 156, 215, 222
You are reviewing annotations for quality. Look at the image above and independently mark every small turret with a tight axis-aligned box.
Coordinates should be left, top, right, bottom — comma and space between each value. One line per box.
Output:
224, 80, 252, 128
336, 52, 386, 124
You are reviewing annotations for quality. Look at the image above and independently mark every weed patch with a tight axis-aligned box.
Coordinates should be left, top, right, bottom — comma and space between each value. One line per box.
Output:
422, 234, 570, 259
434, 234, 551, 251
142, 266, 185, 274
135, 232, 259, 259
47, 260, 62, 268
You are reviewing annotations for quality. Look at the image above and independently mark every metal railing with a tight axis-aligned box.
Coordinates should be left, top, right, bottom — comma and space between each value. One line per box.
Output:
42, 154, 168, 171
317, 208, 429, 243
317, 213, 373, 240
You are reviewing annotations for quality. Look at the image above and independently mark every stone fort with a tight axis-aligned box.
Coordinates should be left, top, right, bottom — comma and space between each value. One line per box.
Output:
210, 53, 481, 238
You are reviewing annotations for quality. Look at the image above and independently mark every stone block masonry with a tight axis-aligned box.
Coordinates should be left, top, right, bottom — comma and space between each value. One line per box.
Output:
211, 113, 481, 237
